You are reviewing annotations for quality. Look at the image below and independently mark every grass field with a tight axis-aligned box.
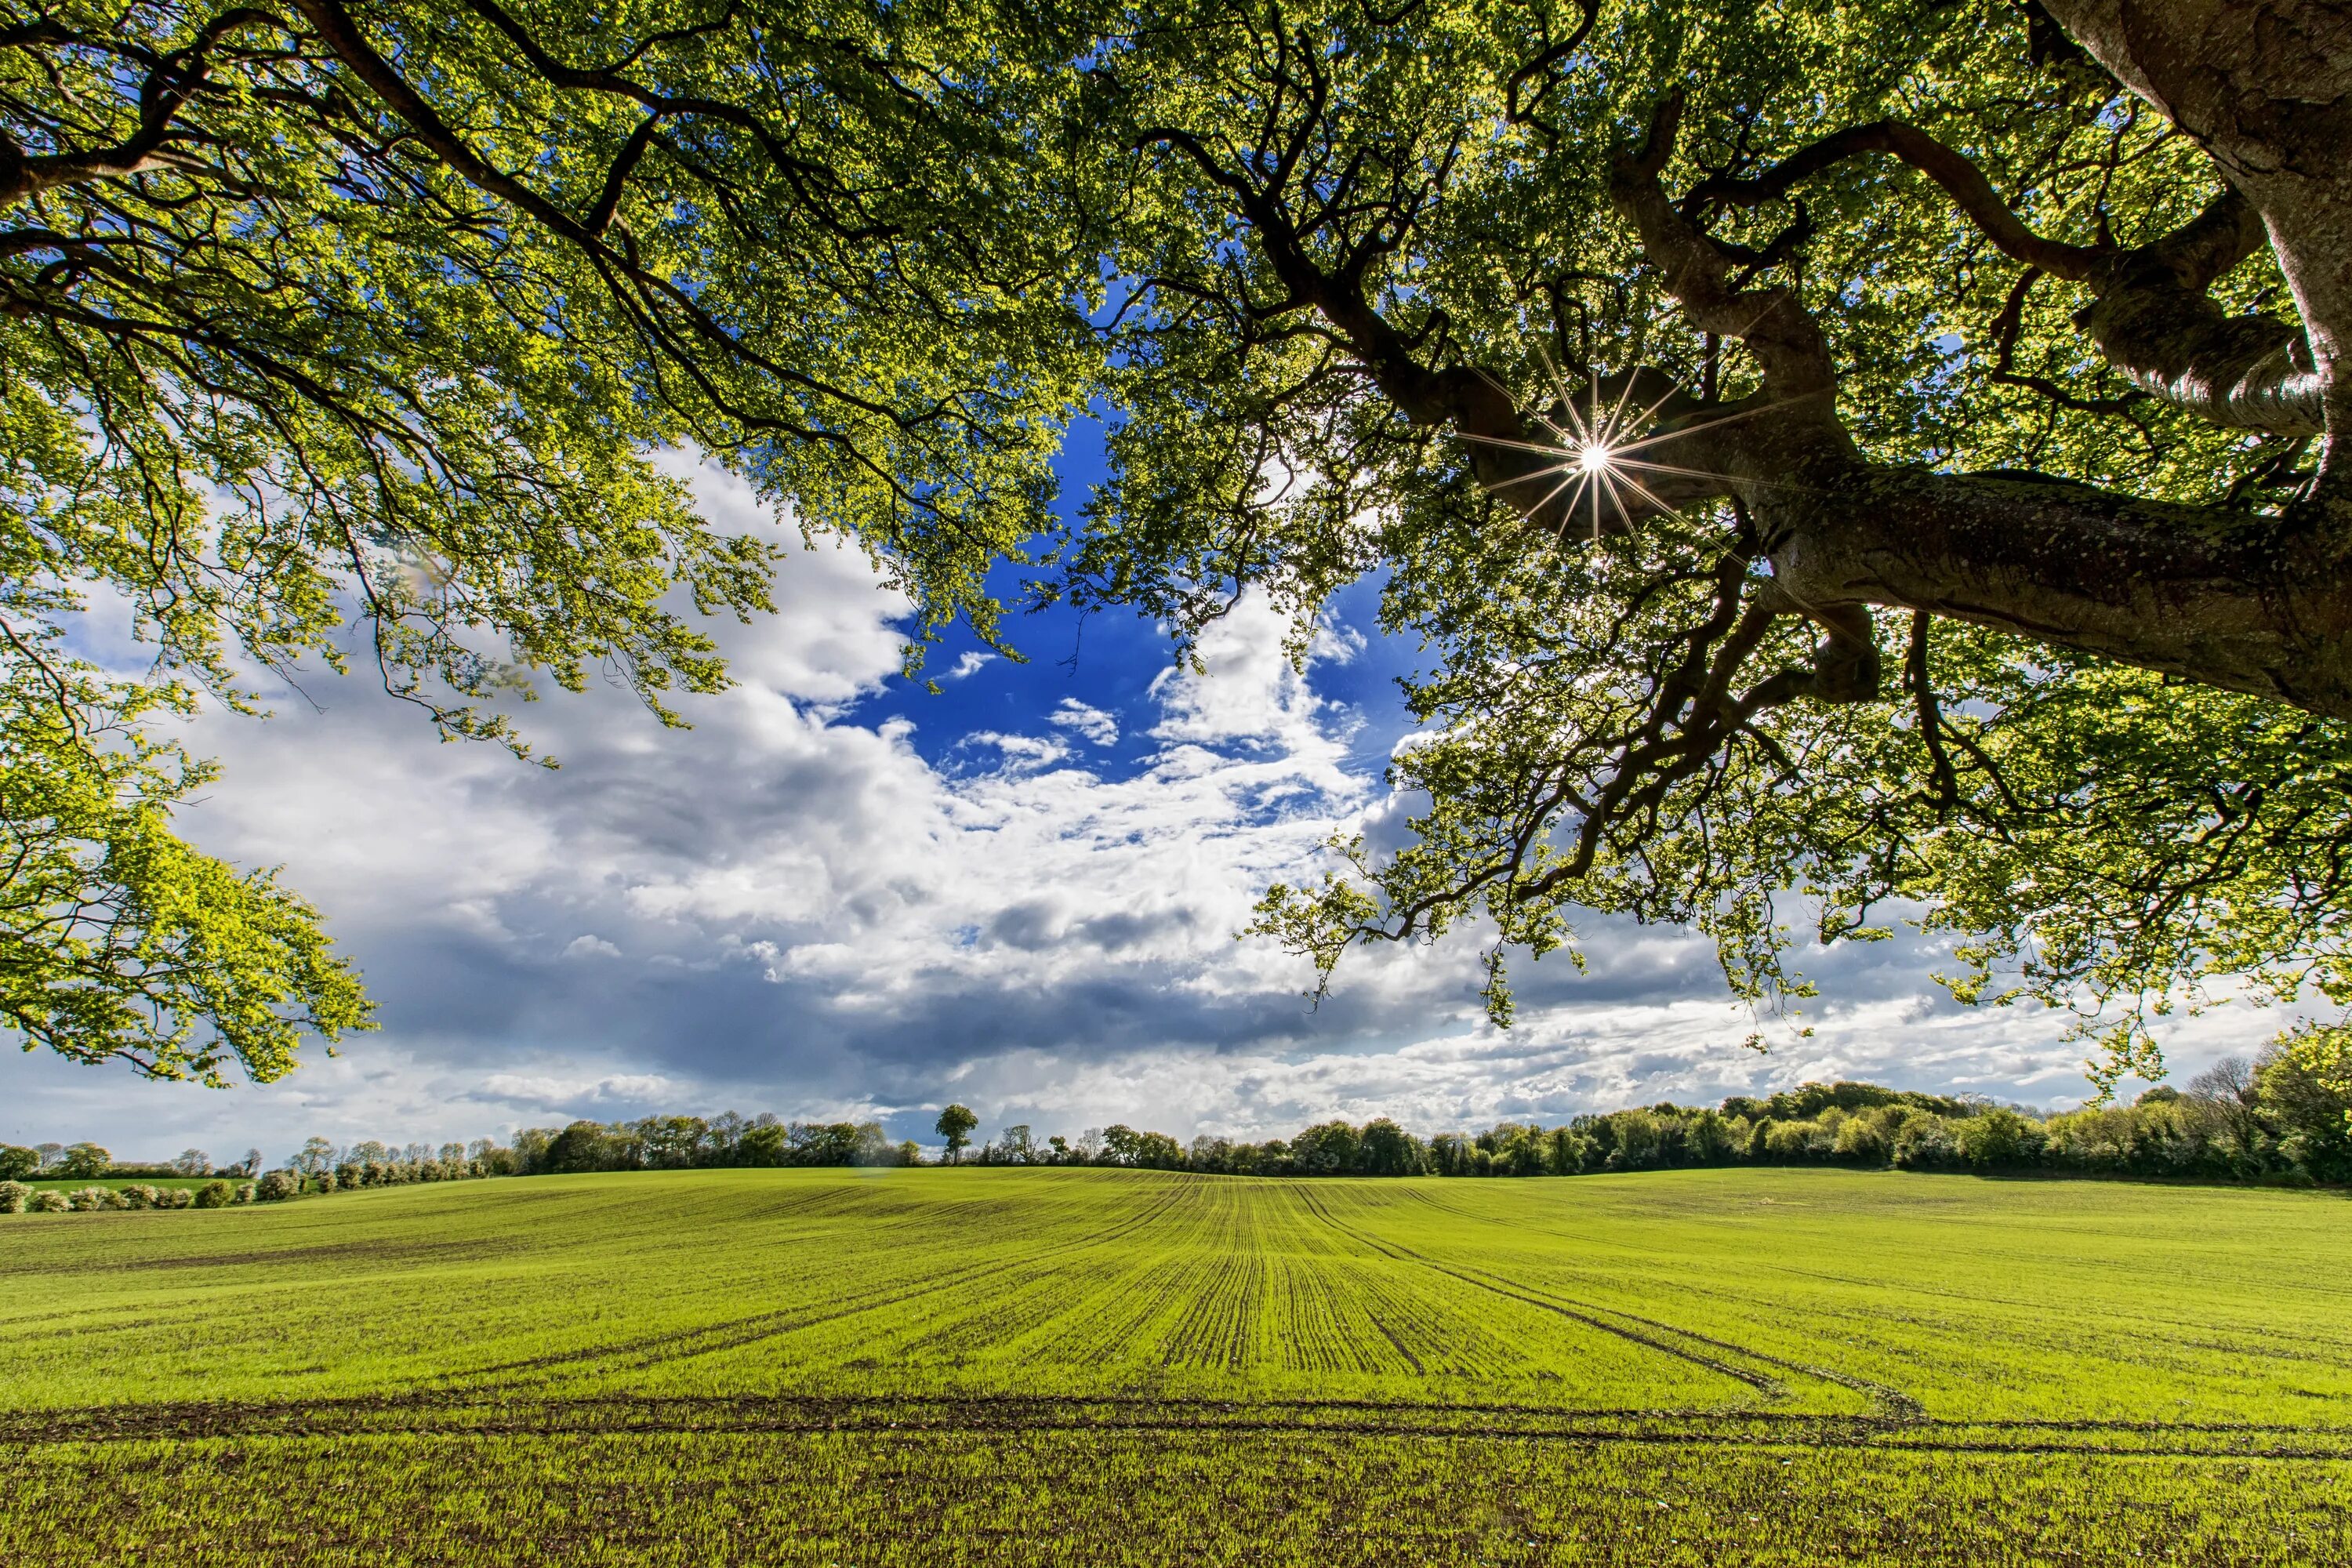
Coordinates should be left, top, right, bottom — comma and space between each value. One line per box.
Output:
2, 1167, 2347, 1564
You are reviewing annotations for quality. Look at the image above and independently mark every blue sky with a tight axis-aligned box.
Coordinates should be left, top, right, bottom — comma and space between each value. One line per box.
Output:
5, 443, 2296, 1164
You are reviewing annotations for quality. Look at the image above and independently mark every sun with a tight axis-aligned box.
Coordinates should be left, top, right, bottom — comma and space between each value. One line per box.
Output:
1457, 354, 1726, 541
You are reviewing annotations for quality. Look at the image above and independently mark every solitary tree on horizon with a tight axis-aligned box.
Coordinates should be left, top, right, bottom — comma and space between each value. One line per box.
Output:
935, 1105, 979, 1166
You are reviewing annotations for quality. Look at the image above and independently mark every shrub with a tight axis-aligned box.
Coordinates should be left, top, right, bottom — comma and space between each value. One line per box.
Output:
256, 1169, 301, 1203
1958, 1108, 2041, 1170
118, 1185, 162, 1209
191, 1179, 234, 1209
0, 1180, 28, 1213
162, 1187, 193, 1209
67, 1185, 125, 1211
1762, 1120, 1816, 1161
314, 1170, 338, 1193
27, 1189, 70, 1212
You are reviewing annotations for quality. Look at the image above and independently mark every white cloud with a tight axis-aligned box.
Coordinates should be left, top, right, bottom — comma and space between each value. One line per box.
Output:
942, 651, 995, 681
561, 935, 622, 961
1049, 699, 1119, 746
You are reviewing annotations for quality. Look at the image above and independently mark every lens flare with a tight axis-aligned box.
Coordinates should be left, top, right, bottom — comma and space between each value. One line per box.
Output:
1577, 444, 1612, 474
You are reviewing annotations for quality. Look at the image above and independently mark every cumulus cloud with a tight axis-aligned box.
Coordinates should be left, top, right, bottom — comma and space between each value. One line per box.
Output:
1049, 699, 1119, 746
942, 651, 995, 681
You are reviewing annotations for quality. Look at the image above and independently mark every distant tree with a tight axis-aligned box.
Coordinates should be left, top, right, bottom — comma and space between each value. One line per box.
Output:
999, 1124, 1038, 1165
1047, 1135, 1072, 1165
738, 1123, 789, 1168
240, 1148, 263, 1177
2187, 1054, 2267, 1157
1290, 1121, 1361, 1175
542, 1121, 621, 1175
0, 1145, 37, 1181
171, 1149, 211, 1176
1356, 1120, 1423, 1176
438, 1142, 466, 1165
34, 1142, 63, 1171
291, 1137, 336, 1176
633, 1116, 710, 1169
2255, 1035, 2352, 1182
510, 1128, 556, 1174
935, 1105, 978, 1166
789, 1122, 863, 1167
1958, 1109, 2038, 1170
707, 1112, 750, 1165
57, 1142, 109, 1178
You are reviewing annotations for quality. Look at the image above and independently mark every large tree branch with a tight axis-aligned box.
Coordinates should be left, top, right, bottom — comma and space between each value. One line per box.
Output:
1616, 92, 2352, 719
1689, 112, 2325, 437
2075, 188, 2325, 435
1686, 118, 2105, 280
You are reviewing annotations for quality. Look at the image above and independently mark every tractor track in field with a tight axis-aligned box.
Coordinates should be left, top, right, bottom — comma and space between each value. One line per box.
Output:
1290, 1188, 1928, 1422
2, 1390, 2347, 1461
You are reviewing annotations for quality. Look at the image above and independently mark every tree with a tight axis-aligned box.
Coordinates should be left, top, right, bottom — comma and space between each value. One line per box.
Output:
56, 1142, 110, 1178
170, 1149, 211, 1175
15, 0, 2352, 1092
1356, 1117, 1425, 1174
0, 1145, 37, 1181
541, 1120, 622, 1174
2, 0, 1090, 1083
1076, 0, 2352, 1083
935, 1104, 979, 1165
291, 1136, 337, 1176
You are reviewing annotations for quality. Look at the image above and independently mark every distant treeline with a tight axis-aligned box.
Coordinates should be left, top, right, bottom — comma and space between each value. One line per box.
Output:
439, 1047, 2350, 1187
16, 1046, 2346, 1204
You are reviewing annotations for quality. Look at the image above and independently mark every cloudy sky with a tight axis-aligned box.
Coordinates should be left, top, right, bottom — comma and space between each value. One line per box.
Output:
9, 453, 2296, 1164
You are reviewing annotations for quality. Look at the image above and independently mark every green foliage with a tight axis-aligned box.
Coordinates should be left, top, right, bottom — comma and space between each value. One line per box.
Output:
0, 1145, 34, 1181
54, 1142, 108, 1178
1, 0, 1097, 1077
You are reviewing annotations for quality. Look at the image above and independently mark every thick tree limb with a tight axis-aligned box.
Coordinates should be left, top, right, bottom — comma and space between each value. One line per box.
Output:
2076, 189, 2325, 435
1686, 118, 2104, 281
1690, 112, 2326, 437
1613, 95, 2352, 720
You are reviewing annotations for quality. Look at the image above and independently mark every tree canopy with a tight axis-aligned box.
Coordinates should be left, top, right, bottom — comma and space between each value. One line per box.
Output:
7, 0, 2352, 1094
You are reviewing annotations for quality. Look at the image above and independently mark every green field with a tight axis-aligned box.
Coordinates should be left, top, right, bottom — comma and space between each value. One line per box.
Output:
2, 1167, 2347, 1565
